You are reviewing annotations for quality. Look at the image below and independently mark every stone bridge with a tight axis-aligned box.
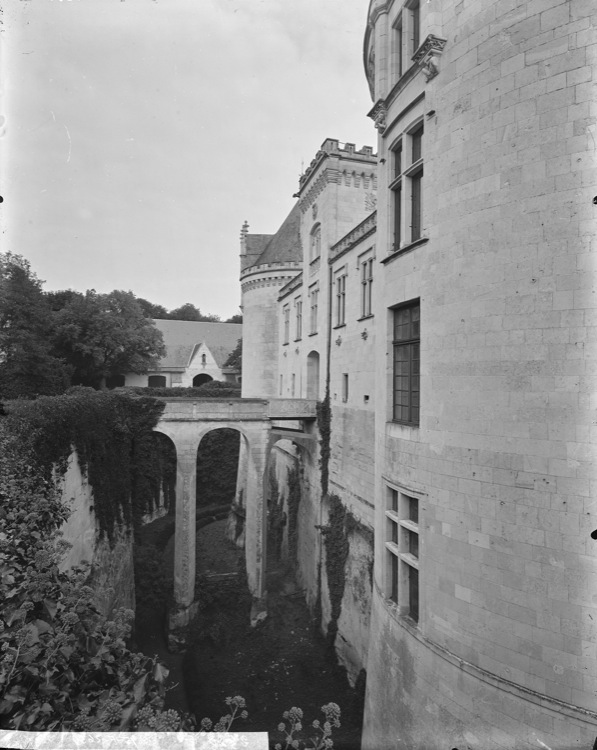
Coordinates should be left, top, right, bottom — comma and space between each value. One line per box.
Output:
154, 397, 317, 637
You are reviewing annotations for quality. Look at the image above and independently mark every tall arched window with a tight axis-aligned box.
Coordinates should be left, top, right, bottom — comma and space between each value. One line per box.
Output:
310, 224, 321, 262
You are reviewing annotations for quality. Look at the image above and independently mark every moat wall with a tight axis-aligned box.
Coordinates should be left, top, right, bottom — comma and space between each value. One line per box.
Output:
58, 450, 136, 616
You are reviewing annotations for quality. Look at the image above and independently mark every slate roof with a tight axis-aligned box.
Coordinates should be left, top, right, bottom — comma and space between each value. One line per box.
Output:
250, 202, 303, 267
153, 319, 242, 370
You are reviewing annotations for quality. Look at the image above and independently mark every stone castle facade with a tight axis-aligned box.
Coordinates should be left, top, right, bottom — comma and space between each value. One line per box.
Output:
240, 1, 597, 748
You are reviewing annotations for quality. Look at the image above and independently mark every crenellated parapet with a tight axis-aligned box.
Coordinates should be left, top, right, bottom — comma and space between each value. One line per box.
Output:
298, 139, 376, 192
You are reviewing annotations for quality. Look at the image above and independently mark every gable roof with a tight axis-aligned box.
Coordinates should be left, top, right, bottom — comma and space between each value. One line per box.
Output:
153, 319, 242, 370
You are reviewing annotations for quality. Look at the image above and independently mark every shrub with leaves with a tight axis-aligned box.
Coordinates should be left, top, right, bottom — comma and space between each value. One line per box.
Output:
0, 428, 190, 731
275, 703, 341, 750
199, 695, 248, 732
200, 697, 341, 749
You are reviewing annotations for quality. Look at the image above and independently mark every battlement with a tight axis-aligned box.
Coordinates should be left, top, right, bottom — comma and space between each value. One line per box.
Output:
298, 139, 377, 190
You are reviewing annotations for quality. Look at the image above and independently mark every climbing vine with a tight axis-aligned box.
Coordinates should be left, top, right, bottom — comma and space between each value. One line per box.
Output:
286, 465, 301, 563
315, 390, 331, 498
321, 494, 349, 646
4, 387, 166, 542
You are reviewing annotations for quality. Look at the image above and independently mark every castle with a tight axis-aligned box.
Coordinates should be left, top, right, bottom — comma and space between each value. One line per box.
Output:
240, 1, 597, 748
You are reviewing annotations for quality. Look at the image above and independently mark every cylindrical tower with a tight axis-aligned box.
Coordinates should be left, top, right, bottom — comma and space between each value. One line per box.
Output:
363, 1, 597, 748
239, 209, 302, 399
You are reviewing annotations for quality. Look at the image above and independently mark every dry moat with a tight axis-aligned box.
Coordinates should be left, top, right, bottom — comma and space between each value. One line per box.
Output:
133, 512, 364, 748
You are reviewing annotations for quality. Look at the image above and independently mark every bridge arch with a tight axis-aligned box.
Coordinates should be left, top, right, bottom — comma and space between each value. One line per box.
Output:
154, 398, 317, 643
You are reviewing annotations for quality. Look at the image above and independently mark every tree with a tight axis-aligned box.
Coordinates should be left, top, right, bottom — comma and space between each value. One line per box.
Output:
0, 253, 70, 399
225, 313, 243, 324
136, 298, 169, 319
52, 290, 166, 389
167, 303, 219, 322
224, 338, 242, 371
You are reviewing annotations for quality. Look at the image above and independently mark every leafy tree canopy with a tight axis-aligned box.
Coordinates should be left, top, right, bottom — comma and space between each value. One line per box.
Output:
225, 313, 243, 324
224, 338, 242, 371
167, 303, 219, 322
0, 253, 70, 399
51, 290, 166, 389
136, 298, 170, 319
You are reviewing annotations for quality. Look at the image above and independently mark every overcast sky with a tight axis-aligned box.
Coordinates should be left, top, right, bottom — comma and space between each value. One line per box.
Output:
2, 0, 376, 319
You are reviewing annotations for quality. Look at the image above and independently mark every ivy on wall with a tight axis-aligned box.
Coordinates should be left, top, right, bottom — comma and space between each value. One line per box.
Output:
286, 465, 301, 563
321, 495, 375, 645
321, 494, 349, 646
5, 387, 166, 542
316, 390, 331, 497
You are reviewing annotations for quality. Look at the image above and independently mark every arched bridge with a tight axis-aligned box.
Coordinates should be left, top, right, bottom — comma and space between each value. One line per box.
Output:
154, 397, 318, 637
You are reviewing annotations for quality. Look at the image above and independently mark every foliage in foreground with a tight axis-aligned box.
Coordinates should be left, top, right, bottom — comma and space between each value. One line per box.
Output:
199, 697, 341, 749
0, 429, 192, 731
4, 388, 167, 540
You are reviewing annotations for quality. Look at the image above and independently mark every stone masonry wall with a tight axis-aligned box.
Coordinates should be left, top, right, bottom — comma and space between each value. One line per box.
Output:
364, 0, 597, 748
58, 451, 135, 617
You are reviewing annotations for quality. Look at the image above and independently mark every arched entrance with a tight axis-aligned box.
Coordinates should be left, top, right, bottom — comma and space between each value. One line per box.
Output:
306, 351, 320, 399
193, 374, 213, 387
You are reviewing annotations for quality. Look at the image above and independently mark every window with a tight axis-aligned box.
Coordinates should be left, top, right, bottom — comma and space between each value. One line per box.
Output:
389, 123, 424, 251
342, 373, 349, 403
385, 487, 420, 622
291, 373, 296, 397
392, 16, 404, 80
390, 141, 402, 251
361, 256, 374, 317
148, 375, 166, 387
283, 305, 290, 344
410, 0, 420, 54
410, 124, 423, 241
279, 374, 283, 395
309, 285, 319, 334
393, 301, 420, 424
295, 297, 303, 340
310, 224, 321, 262
335, 272, 346, 326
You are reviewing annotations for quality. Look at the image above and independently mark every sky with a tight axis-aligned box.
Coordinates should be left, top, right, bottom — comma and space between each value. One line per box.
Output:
2, 0, 377, 320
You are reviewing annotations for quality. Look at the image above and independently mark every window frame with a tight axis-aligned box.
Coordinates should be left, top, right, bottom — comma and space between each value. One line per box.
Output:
341, 373, 349, 403
335, 269, 347, 327
310, 224, 322, 263
385, 485, 421, 624
283, 304, 290, 345
389, 121, 424, 251
392, 300, 420, 426
360, 255, 374, 318
295, 296, 303, 340
309, 284, 319, 335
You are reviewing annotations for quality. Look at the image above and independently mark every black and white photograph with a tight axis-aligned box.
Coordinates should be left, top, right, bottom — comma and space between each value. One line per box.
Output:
1, 1, 596, 748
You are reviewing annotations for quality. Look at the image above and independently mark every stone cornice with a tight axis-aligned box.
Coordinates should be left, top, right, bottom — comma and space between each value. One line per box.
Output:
241, 274, 299, 294
330, 212, 377, 264
298, 168, 342, 213
240, 261, 301, 282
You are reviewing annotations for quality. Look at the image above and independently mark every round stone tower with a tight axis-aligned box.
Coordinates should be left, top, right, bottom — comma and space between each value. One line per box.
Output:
362, 0, 597, 748
239, 208, 302, 398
